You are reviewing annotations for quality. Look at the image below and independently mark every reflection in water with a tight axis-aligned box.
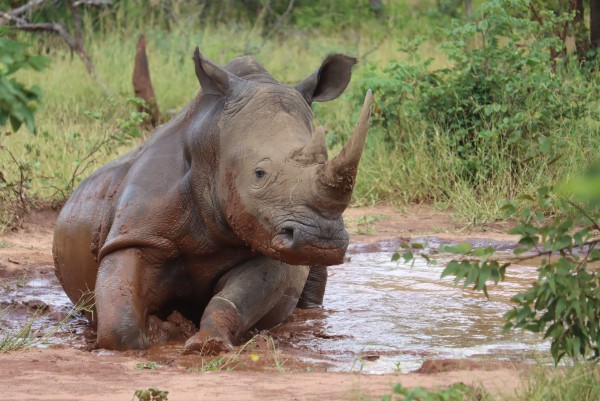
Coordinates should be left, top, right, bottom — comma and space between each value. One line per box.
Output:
292, 251, 548, 373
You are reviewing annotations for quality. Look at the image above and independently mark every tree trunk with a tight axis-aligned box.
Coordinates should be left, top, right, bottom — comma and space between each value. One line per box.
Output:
591, 0, 600, 49
570, 0, 588, 62
465, 0, 473, 18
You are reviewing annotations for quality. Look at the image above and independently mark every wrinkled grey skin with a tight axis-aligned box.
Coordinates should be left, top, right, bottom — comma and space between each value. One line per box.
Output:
53, 48, 372, 354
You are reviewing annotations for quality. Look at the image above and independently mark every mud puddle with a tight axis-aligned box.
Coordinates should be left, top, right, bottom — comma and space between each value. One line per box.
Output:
274, 238, 548, 373
0, 237, 548, 373
0, 269, 95, 349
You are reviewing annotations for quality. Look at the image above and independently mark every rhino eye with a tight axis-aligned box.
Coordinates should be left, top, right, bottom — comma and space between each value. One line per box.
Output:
255, 169, 266, 179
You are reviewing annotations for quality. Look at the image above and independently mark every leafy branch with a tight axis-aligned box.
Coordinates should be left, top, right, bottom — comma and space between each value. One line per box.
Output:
0, 0, 112, 92
397, 174, 600, 364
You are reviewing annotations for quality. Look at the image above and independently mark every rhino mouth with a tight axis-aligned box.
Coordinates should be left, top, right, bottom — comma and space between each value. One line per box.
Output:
270, 221, 349, 266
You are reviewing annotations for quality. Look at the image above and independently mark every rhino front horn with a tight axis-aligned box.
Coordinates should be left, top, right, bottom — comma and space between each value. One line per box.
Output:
319, 89, 373, 195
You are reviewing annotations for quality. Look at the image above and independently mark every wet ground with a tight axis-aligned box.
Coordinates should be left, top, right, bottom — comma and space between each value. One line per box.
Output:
0, 235, 546, 374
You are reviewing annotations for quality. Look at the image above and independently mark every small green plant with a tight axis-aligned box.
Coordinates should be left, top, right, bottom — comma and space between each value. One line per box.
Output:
194, 354, 233, 372
187, 335, 256, 372
377, 382, 480, 401
187, 334, 286, 373
267, 335, 285, 373
13, 271, 29, 288
350, 355, 366, 373
131, 387, 168, 401
0, 308, 49, 351
0, 289, 95, 352
355, 214, 386, 235
135, 361, 158, 370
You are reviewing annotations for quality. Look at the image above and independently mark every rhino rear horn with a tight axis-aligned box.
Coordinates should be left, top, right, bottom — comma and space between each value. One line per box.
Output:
295, 54, 357, 104
193, 47, 235, 96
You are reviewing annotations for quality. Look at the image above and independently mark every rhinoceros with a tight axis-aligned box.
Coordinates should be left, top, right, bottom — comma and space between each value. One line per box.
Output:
53, 47, 372, 354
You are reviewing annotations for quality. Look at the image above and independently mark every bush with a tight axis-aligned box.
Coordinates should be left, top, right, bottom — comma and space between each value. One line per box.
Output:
0, 36, 49, 230
0, 36, 48, 132
356, 0, 598, 199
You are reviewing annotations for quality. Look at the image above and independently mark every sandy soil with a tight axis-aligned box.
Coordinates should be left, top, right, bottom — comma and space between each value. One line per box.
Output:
0, 205, 527, 401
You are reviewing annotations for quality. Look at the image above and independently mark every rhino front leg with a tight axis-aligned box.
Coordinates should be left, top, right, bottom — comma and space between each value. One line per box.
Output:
95, 248, 156, 350
184, 256, 309, 355
297, 265, 328, 309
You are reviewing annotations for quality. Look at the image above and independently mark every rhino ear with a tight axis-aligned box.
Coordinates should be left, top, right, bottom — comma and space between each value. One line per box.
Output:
295, 54, 357, 103
193, 47, 232, 96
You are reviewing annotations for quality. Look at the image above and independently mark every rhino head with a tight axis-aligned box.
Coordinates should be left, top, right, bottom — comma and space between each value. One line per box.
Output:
189, 48, 372, 266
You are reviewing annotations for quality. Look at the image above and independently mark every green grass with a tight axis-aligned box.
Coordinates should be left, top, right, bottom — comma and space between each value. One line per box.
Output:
1, 22, 436, 223
1, 1, 598, 230
514, 363, 600, 401
362, 363, 600, 401
186, 334, 284, 373
0, 289, 94, 352
132, 387, 169, 401
351, 213, 387, 235
134, 361, 158, 370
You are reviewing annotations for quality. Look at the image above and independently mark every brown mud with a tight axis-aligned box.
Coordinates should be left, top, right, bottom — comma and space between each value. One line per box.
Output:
0, 205, 536, 401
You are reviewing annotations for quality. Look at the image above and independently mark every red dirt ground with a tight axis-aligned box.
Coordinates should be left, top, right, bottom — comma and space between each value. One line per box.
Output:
0, 205, 528, 401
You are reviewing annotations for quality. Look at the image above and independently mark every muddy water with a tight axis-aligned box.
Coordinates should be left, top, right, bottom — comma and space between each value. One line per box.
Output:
278, 239, 548, 373
0, 237, 548, 373
0, 270, 94, 349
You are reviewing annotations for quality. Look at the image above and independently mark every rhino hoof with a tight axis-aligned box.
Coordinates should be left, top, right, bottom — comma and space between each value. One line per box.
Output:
183, 333, 234, 356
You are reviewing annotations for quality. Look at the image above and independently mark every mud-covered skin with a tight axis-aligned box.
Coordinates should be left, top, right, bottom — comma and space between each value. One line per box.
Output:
53, 48, 372, 353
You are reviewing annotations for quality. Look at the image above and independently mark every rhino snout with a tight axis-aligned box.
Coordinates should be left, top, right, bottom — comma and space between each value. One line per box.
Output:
271, 220, 349, 266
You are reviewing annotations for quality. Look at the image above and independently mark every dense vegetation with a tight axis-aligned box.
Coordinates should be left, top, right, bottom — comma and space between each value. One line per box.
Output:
1, 0, 598, 227
1, 0, 600, 388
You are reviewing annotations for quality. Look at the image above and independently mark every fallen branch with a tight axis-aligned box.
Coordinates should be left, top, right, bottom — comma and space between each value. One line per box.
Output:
72, 0, 112, 7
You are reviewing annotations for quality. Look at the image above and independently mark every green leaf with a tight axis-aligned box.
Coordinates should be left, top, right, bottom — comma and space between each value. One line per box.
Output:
441, 261, 461, 278
514, 247, 530, 255
472, 246, 495, 260
553, 235, 572, 251
9, 114, 22, 131
441, 243, 472, 255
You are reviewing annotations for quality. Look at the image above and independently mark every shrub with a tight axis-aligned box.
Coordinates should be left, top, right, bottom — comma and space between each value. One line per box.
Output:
356, 0, 598, 196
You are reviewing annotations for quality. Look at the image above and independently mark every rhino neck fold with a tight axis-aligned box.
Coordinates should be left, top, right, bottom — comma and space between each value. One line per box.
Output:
183, 95, 245, 247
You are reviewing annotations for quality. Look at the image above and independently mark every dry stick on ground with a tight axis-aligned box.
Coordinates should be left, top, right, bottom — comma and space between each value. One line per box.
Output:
0, 0, 112, 94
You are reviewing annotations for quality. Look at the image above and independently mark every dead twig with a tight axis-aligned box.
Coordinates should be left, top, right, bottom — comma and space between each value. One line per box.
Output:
0, 0, 49, 20
72, 0, 112, 7
360, 30, 391, 60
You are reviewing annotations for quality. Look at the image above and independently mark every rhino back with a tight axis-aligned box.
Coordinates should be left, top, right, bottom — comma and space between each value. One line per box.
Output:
53, 112, 196, 305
